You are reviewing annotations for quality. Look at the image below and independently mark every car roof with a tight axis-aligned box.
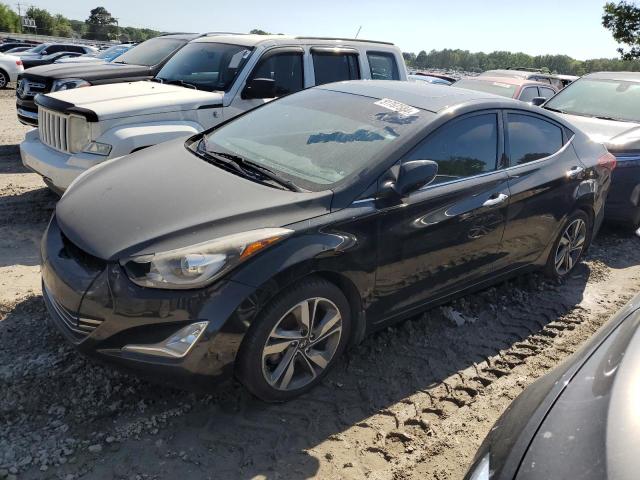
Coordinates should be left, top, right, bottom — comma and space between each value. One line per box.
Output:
459, 76, 555, 88
482, 69, 560, 79
156, 33, 201, 41
316, 80, 521, 113
190, 34, 396, 48
585, 71, 640, 82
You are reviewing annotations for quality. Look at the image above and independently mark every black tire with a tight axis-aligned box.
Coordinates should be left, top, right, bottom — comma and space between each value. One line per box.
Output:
544, 210, 591, 279
0, 70, 8, 90
236, 276, 351, 402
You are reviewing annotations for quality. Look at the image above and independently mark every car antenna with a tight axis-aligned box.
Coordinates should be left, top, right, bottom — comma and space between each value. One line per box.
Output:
355, 26, 362, 39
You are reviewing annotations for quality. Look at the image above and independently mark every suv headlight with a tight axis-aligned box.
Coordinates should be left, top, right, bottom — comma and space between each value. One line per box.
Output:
121, 228, 293, 289
67, 115, 91, 153
51, 78, 91, 92
83, 141, 112, 156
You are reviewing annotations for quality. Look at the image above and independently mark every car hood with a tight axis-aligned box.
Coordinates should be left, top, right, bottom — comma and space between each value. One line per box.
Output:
55, 139, 332, 261
558, 112, 640, 151
46, 81, 223, 120
20, 62, 152, 81
516, 302, 640, 480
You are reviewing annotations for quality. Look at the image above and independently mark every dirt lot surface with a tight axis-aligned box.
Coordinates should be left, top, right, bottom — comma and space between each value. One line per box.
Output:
1, 86, 640, 480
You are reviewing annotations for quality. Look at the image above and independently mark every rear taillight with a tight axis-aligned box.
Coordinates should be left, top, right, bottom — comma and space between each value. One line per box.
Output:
598, 152, 617, 170
15, 60, 22, 66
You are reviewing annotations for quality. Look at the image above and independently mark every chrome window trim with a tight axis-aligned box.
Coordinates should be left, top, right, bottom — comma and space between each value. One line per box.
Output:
505, 134, 575, 171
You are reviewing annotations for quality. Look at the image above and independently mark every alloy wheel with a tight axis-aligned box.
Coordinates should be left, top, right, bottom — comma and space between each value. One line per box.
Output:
554, 218, 587, 275
0, 73, 7, 89
261, 297, 342, 391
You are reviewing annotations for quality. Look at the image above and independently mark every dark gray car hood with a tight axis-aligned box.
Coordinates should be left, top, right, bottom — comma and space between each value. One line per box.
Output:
516, 302, 640, 480
56, 139, 332, 261
559, 112, 640, 151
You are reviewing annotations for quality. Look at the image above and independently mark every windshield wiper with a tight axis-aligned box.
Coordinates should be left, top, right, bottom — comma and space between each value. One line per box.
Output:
544, 106, 567, 114
164, 79, 198, 90
208, 149, 302, 192
593, 115, 629, 122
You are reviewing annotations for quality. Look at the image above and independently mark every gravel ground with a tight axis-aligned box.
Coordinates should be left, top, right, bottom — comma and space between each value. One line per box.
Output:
1, 85, 640, 480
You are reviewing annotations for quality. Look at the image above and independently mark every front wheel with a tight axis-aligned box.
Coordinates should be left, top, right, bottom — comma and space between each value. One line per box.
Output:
236, 277, 351, 402
545, 210, 590, 279
0, 70, 8, 89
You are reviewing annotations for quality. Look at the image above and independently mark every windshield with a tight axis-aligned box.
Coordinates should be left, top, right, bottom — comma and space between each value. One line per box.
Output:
114, 37, 184, 66
27, 44, 48, 54
156, 42, 253, 92
454, 79, 517, 98
203, 88, 431, 190
96, 45, 130, 61
545, 77, 640, 123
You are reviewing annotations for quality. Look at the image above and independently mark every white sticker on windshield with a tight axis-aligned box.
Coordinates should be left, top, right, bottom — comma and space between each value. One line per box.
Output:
375, 98, 420, 117
492, 82, 512, 89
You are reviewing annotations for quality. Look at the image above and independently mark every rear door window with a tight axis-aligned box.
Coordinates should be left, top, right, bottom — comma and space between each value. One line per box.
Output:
406, 113, 500, 184
518, 87, 539, 102
312, 50, 360, 86
248, 50, 304, 96
367, 51, 400, 80
507, 113, 564, 165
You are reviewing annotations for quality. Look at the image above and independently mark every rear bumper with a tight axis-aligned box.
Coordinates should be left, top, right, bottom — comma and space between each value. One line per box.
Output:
20, 129, 105, 192
41, 216, 260, 390
606, 160, 640, 225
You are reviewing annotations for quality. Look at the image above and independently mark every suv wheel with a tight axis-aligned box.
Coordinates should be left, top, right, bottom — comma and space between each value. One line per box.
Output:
545, 210, 590, 278
236, 277, 351, 402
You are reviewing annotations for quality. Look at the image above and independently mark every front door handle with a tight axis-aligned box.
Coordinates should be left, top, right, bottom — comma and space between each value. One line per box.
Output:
482, 193, 509, 208
566, 166, 585, 179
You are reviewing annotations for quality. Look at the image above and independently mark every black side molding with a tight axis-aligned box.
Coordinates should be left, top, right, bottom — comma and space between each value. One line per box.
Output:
35, 94, 99, 122
197, 103, 223, 110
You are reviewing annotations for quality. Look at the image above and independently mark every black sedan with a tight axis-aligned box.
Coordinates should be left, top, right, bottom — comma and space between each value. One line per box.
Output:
41, 81, 614, 401
464, 293, 640, 480
20, 51, 83, 69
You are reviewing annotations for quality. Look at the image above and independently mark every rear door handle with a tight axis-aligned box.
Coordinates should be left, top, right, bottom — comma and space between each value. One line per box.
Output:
566, 166, 585, 179
482, 193, 509, 208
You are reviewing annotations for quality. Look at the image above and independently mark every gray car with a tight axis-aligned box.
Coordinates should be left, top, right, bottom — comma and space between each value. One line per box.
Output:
544, 72, 640, 227
465, 293, 640, 480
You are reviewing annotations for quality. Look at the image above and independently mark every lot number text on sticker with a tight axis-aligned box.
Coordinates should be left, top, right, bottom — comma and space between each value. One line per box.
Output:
374, 98, 420, 117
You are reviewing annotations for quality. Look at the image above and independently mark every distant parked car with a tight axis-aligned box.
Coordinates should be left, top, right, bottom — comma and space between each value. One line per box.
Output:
0, 53, 24, 88
21, 51, 85, 69
55, 44, 135, 64
16, 43, 96, 60
15, 33, 200, 126
480, 68, 565, 90
544, 72, 640, 227
0, 42, 36, 53
21, 34, 407, 193
556, 74, 579, 88
4, 46, 32, 54
454, 76, 558, 103
40, 81, 613, 401
464, 293, 640, 480
409, 74, 453, 85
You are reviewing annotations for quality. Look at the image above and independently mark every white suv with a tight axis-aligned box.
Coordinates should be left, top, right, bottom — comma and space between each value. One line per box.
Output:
20, 34, 407, 193
0, 53, 24, 88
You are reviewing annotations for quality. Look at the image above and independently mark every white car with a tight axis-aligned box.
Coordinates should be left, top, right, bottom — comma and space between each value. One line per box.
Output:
21, 34, 407, 193
0, 53, 24, 88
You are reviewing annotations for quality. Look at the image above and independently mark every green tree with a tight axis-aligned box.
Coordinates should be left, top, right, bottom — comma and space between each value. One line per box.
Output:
84, 6, 118, 41
250, 28, 271, 35
0, 2, 19, 32
603, 1, 640, 59
25, 7, 55, 35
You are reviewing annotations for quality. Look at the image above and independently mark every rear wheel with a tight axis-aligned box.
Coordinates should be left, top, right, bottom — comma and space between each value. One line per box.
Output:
236, 277, 351, 402
0, 70, 8, 89
545, 210, 590, 279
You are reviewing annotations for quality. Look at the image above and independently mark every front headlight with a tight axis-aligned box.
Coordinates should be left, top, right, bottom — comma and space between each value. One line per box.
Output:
67, 115, 90, 153
467, 454, 490, 480
51, 78, 91, 92
121, 228, 293, 289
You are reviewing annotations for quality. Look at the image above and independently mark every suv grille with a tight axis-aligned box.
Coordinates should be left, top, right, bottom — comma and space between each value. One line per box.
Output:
38, 108, 70, 153
17, 79, 47, 99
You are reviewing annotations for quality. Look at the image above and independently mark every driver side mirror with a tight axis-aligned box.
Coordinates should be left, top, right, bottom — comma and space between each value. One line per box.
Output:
380, 160, 439, 199
531, 97, 546, 107
41, 50, 48, 55
242, 77, 276, 99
